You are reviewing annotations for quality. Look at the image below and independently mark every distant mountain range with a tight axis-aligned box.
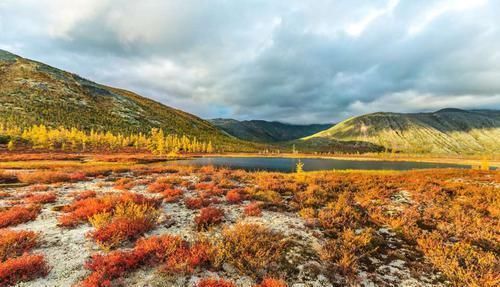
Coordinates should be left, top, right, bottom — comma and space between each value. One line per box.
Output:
1, 49, 498, 155
209, 119, 332, 142
302, 108, 500, 154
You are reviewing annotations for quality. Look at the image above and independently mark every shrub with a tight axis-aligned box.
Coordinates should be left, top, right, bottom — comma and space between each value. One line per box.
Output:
212, 223, 288, 275
24, 192, 57, 204
196, 278, 236, 287
0, 254, 49, 286
298, 208, 316, 219
80, 234, 210, 287
29, 184, 49, 192
58, 192, 161, 227
68, 172, 87, 182
244, 202, 262, 217
72, 190, 96, 201
162, 188, 183, 203
0, 229, 38, 261
88, 202, 161, 250
254, 278, 288, 287
80, 250, 141, 287
184, 197, 212, 209
147, 177, 174, 193
417, 233, 498, 287
319, 228, 375, 279
318, 192, 364, 233
195, 207, 224, 231
0, 192, 9, 198
17, 171, 69, 184
0, 205, 41, 228
226, 189, 242, 204
114, 178, 135, 190
250, 190, 282, 204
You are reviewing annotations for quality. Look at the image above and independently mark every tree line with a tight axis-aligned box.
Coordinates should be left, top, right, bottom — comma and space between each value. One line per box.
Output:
0, 124, 214, 154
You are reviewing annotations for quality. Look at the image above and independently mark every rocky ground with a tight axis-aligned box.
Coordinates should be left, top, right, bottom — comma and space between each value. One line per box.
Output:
0, 167, 457, 287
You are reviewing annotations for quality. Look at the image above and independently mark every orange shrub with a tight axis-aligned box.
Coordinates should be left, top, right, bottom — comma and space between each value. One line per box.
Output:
318, 192, 364, 233
0, 229, 38, 261
244, 202, 262, 217
254, 278, 288, 287
58, 192, 161, 227
0, 192, 9, 198
0, 205, 41, 228
0, 170, 17, 184
72, 190, 97, 201
24, 192, 57, 204
147, 177, 174, 193
226, 189, 242, 204
211, 223, 288, 275
114, 178, 135, 190
320, 228, 376, 279
17, 171, 70, 184
68, 172, 87, 182
0, 253, 49, 286
88, 202, 161, 249
417, 233, 498, 287
196, 278, 236, 287
195, 207, 224, 231
162, 188, 183, 203
29, 184, 49, 192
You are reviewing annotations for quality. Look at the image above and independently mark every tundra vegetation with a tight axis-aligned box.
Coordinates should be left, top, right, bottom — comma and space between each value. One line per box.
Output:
0, 153, 497, 286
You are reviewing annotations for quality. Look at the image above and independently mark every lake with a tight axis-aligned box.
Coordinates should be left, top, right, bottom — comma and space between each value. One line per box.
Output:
169, 157, 470, 172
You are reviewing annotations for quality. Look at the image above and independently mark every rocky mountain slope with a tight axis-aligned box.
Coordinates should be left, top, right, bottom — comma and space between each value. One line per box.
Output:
303, 108, 500, 154
0, 49, 251, 150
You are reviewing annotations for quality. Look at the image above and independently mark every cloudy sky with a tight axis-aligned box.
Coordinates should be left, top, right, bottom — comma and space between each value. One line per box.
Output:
1, 0, 499, 123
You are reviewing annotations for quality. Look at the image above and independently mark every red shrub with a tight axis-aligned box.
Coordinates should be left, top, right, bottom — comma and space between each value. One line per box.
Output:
195, 182, 216, 191
72, 190, 97, 201
24, 192, 57, 204
0, 229, 38, 261
0, 205, 41, 228
244, 202, 262, 217
68, 172, 87, 182
29, 184, 49, 192
0, 192, 9, 198
147, 177, 174, 193
89, 217, 156, 250
196, 278, 236, 287
58, 192, 161, 227
184, 197, 209, 209
0, 254, 49, 286
114, 178, 135, 190
194, 207, 224, 231
254, 278, 288, 287
162, 188, 183, 203
226, 189, 242, 204
80, 250, 141, 287
80, 234, 210, 287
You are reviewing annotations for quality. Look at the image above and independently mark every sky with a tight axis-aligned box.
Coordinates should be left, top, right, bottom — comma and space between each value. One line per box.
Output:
1, 0, 499, 124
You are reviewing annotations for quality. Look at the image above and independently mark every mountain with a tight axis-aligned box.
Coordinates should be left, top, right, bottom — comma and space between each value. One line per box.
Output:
303, 108, 500, 154
0, 49, 253, 150
210, 119, 332, 142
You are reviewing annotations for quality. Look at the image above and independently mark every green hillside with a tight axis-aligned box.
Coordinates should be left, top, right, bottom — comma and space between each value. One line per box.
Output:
0, 49, 255, 151
210, 118, 332, 142
303, 108, 500, 155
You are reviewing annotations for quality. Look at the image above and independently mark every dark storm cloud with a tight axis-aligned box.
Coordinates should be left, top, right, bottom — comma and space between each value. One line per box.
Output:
1, 0, 499, 123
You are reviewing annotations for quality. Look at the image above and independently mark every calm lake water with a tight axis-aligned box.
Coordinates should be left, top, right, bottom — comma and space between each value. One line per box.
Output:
170, 157, 470, 172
